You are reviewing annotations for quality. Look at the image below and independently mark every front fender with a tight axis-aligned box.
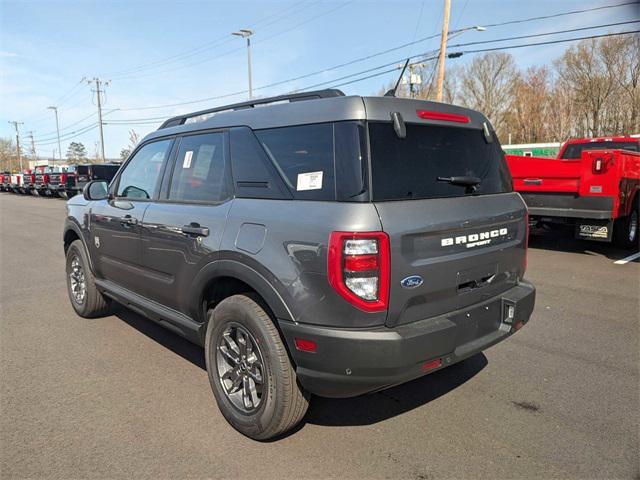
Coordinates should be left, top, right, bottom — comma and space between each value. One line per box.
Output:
63, 215, 94, 273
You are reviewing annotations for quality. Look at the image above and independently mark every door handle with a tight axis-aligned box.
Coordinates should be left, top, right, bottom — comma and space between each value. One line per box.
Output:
182, 224, 209, 237
121, 215, 138, 226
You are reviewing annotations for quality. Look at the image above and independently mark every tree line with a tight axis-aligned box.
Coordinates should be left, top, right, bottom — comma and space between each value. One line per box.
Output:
388, 34, 639, 144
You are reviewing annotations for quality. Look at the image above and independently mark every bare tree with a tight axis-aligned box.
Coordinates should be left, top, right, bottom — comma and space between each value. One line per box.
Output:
508, 66, 553, 143
458, 53, 518, 140
0, 138, 16, 172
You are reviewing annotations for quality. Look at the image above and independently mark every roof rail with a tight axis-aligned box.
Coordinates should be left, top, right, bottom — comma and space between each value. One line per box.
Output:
158, 89, 345, 130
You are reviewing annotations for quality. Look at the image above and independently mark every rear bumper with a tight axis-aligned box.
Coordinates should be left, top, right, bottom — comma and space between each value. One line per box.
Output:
521, 193, 614, 220
279, 280, 535, 398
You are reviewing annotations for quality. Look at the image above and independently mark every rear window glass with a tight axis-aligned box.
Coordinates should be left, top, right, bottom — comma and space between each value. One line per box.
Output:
369, 122, 512, 201
560, 141, 639, 159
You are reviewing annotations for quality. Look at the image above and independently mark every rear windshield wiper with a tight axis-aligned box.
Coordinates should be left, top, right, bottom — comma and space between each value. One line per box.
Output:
437, 176, 482, 187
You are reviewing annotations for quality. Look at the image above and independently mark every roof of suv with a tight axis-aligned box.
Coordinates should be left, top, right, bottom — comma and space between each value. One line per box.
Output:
142, 89, 491, 144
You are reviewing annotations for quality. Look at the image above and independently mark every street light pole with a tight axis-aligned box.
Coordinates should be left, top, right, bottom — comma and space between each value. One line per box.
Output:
232, 29, 254, 99
436, 17, 486, 102
47, 106, 62, 162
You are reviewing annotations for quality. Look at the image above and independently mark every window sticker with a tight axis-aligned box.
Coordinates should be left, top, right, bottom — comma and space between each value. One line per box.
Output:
296, 171, 323, 191
183, 150, 193, 169
192, 145, 216, 180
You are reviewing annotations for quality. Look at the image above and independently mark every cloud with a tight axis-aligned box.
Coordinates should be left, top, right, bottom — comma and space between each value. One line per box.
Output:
0, 51, 18, 58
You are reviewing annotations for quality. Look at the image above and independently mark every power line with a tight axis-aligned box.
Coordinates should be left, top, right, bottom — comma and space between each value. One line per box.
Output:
33, 123, 100, 146
105, 1, 314, 79
111, 2, 351, 81
452, 29, 640, 55
448, 19, 639, 49
96, 27, 640, 128
113, 20, 638, 114
482, 1, 639, 28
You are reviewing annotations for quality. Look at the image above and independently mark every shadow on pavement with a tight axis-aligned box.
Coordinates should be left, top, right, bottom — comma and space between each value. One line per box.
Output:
114, 306, 207, 370
528, 226, 638, 261
303, 353, 487, 428
113, 305, 488, 430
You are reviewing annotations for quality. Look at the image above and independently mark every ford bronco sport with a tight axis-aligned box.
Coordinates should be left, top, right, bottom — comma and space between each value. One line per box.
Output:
64, 89, 535, 440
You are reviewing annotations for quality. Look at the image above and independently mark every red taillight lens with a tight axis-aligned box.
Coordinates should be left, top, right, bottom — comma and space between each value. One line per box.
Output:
60, 173, 67, 182
344, 254, 378, 272
416, 110, 470, 123
328, 231, 390, 313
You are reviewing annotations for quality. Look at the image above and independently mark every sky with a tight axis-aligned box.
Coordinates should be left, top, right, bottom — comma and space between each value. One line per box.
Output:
1, 0, 638, 160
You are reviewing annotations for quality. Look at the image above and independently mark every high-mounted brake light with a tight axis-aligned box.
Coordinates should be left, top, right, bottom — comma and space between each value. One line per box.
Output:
416, 110, 470, 124
328, 231, 390, 312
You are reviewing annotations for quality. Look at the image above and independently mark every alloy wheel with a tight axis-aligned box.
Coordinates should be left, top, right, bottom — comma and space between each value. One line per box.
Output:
216, 323, 265, 413
69, 256, 86, 304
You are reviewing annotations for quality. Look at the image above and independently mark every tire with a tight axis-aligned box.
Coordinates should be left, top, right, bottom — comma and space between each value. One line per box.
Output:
613, 198, 639, 250
65, 239, 110, 317
205, 294, 309, 440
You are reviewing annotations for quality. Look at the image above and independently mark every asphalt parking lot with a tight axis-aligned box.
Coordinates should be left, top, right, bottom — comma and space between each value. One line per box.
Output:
1, 193, 638, 480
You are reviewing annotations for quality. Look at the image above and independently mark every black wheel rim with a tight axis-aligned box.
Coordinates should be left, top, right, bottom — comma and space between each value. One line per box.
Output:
69, 255, 86, 304
629, 210, 638, 243
216, 323, 265, 413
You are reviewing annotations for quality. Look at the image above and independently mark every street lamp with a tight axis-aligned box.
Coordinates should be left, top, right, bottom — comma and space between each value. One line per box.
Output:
232, 29, 254, 99
47, 106, 62, 162
435, 24, 486, 102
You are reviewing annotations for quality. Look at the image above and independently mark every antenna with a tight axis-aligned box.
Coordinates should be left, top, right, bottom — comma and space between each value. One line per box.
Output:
384, 59, 410, 97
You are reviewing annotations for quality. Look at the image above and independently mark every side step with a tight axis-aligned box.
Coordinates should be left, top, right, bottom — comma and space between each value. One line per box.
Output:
95, 279, 205, 346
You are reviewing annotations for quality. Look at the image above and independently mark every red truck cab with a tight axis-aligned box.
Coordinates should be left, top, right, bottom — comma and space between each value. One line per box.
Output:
507, 136, 639, 248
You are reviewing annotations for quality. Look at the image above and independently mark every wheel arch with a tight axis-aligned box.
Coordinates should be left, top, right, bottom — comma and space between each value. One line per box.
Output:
63, 220, 95, 272
191, 259, 295, 327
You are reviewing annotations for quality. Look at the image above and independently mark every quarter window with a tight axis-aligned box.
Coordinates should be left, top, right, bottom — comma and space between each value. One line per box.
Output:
254, 124, 335, 201
169, 132, 229, 202
117, 140, 171, 199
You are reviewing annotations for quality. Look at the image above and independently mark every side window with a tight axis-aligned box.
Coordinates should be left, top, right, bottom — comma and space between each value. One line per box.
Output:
117, 140, 171, 199
168, 132, 229, 202
254, 124, 335, 201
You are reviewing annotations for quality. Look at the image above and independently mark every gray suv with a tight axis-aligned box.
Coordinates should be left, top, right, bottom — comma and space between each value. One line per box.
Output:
63, 89, 535, 440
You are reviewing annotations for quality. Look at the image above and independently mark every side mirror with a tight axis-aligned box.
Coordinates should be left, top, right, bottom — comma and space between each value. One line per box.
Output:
83, 180, 109, 201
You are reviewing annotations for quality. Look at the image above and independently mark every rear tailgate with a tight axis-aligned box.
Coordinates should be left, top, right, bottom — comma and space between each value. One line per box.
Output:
506, 154, 581, 193
376, 193, 527, 327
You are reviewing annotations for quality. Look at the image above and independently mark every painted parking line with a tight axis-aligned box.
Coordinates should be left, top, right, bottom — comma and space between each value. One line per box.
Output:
613, 251, 640, 265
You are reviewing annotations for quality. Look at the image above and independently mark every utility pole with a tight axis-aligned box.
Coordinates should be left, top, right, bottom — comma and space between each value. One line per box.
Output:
47, 106, 62, 163
8, 121, 24, 172
27, 131, 37, 160
87, 77, 110, 162
435, 0, 451, 102
232, 29, 254, 99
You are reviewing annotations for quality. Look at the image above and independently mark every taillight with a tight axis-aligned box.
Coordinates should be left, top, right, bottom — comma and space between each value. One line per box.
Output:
328, 231, 390, 312
593, 156, 604, 173
416, 110, 470, 123
60, 173, 67, 183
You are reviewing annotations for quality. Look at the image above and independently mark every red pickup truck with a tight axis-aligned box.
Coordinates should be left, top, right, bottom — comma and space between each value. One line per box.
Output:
506, 136, 639, 249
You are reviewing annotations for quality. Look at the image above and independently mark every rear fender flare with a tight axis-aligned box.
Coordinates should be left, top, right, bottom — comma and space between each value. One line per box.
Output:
190, 259, 294, 325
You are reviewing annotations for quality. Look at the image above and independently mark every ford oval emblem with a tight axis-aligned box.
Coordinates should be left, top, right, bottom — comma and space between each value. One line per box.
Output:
401, 275, 423, 289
